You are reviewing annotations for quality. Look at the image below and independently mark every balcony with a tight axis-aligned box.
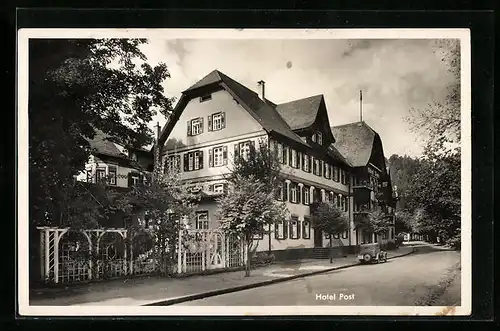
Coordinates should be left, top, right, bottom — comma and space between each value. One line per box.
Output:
352, 179, 373, 190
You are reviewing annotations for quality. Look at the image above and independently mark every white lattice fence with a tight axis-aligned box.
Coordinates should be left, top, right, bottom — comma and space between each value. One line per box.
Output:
37, 227, 247, 284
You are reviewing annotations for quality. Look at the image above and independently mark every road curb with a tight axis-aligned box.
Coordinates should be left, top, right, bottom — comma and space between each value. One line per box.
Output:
143, 248, 416, 306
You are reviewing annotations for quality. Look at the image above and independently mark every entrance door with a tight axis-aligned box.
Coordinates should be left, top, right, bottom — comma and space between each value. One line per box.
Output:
314, 228, 323, 247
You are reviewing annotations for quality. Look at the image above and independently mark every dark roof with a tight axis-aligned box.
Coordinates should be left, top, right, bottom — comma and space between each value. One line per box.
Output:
88, 130, 126, 158
331, 121, 378, 167
87, 130, 144, 170
275, 95, 323, 130
175, 70, 309, 148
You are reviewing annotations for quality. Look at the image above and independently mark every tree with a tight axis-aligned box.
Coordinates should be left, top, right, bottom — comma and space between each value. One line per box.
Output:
29, 38, 174, 226
406, 39, 461, 147
216, 139, 288, 276
118, 168, 201, 276
310, 201, 349, 263
354, 207, 393, 239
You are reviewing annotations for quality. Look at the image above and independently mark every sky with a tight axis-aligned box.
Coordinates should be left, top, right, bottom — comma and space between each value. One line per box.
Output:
139, 38, 458, 157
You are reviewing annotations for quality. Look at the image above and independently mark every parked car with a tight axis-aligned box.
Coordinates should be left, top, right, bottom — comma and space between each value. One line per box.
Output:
358, 243, 388, 264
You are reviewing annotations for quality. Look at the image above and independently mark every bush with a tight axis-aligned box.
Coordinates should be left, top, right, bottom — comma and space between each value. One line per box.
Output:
446, 234, 461, 250
395, 235, 404, 247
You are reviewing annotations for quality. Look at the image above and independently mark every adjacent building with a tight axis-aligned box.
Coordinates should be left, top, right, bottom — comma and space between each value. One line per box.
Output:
156, 69, 396, 258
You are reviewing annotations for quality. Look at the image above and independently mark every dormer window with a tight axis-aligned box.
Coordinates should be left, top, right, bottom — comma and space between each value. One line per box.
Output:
317, 132, 323, 145
200, 94, 212, 102
311, 133, 317, 142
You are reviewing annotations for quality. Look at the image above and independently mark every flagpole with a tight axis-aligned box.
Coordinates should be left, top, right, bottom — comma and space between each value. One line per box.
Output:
359, 90, 363, 122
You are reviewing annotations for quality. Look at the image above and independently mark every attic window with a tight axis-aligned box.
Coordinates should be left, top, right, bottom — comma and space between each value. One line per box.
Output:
317, 132, 323, 145
200, 94, 212, 102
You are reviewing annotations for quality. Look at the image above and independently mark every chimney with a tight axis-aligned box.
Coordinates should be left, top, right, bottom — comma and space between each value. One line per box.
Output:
155, 121, 161, 143
257, 80, 265, 100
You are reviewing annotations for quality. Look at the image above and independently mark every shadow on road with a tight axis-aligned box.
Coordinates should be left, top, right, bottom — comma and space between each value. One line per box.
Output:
403, 242, 459, 256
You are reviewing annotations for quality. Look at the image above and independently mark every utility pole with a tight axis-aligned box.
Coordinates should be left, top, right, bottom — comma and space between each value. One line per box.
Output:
359, 90, 363, 122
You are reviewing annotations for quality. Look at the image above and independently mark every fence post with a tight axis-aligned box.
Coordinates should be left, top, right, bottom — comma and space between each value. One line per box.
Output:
44, 229, 50, 282
201, 232, 206, 272
123, 231, 128, 275
177, 229, 182, 274
54, 231, 60, 284
39, 230, 44, 281
129, 242, 133, 276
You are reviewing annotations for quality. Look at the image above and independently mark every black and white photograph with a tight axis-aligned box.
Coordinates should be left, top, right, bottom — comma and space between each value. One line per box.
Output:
17, 28, 471, 316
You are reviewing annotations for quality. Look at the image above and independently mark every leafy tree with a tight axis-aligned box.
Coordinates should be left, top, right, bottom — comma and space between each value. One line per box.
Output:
216, 139, 288, 276
310, 201, 349, 263
118, 168, 201, 276
354, 207, 392, 238
29, 38, 174, 226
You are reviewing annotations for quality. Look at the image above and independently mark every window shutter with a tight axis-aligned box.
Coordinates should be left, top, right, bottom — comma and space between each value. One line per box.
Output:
223, 146, 228, 165
302, 154, 306, 171
208, 114, 213, 131
308, 156, 312, 173
311, 157, 315, 175
199, 117, 204, 134
183, 154, 188, 172
319, 160, 323, 176
323, 162, 327, 178
288, 148, 292, 166
187, 120, 191, 136
297, 186, 302, 204
221, 112, 226, 128
223, 183, 228, 193
283, 146, 288, 164
297, 221, 301, 239
302, 186, 306, 204
209, 148, 214, 167
283, 220, 288, 239
208, 184, 214, 192
199, 151, 204, 169
288, 183, 292, 203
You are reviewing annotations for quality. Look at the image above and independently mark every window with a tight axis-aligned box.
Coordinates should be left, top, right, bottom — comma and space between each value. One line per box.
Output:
238, 141, 252, 160
211, 146, 226, 167
166, 155, 181, 173
196, 211, 209, 229
184, 151, 203, 171
289, 217, 300, 239
188, 117, 203, 136
208, 112, 226, 131
342, 230, 348, 239
282, 145, 288, 164
276, 182, 284, 201
275, 220, 287, 240
303, 186, 310, 205
86, 169, 93, 183
317, 132, 323, 145
303, 154, 310, 172
302, 218, 311, 239
131, 174, 139, 186
290, 183, 298, 203
291, 149, 297, 168
324, 163, 330, 179
200, 94, 212, 102
108, 166, 117, 185
96, 168, 106, 182
213, 183, 224, 193
311, 133, 317, 142
314, 158, 320, 176
333, 166, 340, 182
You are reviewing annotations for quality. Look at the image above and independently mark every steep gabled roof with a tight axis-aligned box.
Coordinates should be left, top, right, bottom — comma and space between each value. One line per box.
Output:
331, 121, 378, 167
88, 130, 126, 158
275, 94, 324, 130
161, 69, 309, 148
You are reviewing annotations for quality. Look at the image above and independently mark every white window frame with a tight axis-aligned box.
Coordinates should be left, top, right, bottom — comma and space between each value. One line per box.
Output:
167, 155, 181, 172
312, 133, 317, 142
194, 151, 201, 170
213, 146, 224, 167
196, 211, 209, 229
317, 131, 323, 145
290, 218, 299, 239
240, 141, 251, 160
191, 118, 202, 135
213, 183, 224, 193
291, 149, 297, 168
212, 112, 223, 131
276, 221, 285, 240
277, 184, 284, 201
315, 159, 320, 175
303, 154, 309, 172
290, 184, 297, 203
96, 168, 106, 182
302, 219, 311, 239
108, 166, 117, 185
277, 143, 283, 163
303, 187, 310, 205
188, 153, 194, 171
132, 175, 139, 186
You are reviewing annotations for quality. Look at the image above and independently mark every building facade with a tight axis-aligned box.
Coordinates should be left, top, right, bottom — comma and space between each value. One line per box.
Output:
156, 70, 396, 258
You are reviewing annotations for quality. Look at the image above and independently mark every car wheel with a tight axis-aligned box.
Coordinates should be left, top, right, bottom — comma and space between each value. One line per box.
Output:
363, 254, 372, 263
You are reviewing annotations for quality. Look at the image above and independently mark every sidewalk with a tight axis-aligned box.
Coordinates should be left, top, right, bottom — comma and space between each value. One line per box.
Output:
30, 246, 415, 306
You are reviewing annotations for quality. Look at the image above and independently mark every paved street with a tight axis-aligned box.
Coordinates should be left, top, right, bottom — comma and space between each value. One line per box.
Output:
177, 242, 461, 306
